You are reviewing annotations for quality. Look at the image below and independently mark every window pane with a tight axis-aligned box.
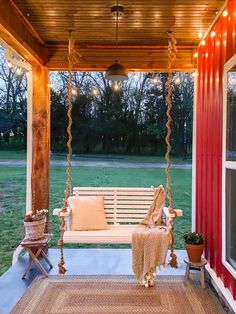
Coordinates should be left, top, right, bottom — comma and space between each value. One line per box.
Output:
226, 73, 236, 161
226, 169, 236, 270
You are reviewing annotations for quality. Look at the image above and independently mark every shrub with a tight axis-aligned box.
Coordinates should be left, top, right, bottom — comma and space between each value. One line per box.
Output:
183, 232, 204, 245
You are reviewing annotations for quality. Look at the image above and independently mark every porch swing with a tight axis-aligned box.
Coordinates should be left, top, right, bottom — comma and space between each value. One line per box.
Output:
53, 31, 183, 275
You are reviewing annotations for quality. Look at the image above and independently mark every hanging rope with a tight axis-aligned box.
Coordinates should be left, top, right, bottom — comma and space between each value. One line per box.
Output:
58, 30, 76, 274
165, 32, 178, 268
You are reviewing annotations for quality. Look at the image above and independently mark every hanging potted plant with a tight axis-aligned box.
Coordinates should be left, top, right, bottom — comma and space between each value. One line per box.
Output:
24, 209, 48, 240
183, 232, 204, 263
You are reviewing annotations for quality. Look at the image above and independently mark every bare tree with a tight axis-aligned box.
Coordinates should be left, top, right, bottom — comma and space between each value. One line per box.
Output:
0, 46, 27, 146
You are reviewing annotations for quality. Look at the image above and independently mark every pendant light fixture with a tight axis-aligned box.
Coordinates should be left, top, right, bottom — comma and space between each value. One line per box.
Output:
105, 1, 128, 81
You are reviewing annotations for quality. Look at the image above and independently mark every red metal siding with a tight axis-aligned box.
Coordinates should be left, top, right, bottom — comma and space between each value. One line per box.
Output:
196, 0, 236, 299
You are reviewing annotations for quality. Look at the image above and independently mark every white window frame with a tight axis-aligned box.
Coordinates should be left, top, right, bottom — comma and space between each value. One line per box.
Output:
222, 54, 236, 278
1, 40, 32, 213
191, 71, 198, 231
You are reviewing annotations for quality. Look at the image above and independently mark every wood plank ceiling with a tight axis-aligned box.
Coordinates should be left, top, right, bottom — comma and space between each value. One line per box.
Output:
11, 0, 226, 71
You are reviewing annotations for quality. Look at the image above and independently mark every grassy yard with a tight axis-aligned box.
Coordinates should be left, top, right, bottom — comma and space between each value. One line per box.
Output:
0, 150, 27, 160
0, 150, 191, 164
0, 155, 192, 275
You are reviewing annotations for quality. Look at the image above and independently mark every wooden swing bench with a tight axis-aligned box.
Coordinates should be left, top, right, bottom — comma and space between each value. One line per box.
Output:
53, 187, 183, 244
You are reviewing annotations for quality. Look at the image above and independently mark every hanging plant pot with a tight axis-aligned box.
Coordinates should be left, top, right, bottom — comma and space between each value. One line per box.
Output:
184, 243, 204, 263
24, 218, 46, 240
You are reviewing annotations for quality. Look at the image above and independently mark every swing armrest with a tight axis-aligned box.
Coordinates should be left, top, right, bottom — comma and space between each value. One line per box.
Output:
53, 207, 71, 217
163, 207, 183, 218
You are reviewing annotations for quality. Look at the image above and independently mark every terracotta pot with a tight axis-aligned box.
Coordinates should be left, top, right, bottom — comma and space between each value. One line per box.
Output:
184, 243, 204, 263
24, 218, 46, 240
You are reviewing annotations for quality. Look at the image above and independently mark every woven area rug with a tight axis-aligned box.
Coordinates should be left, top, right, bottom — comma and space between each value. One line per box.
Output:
11, 275, 225, 314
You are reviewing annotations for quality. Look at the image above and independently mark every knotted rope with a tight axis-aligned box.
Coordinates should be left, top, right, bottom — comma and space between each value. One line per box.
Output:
58, 31, 76, 274
165, 32, 178, 268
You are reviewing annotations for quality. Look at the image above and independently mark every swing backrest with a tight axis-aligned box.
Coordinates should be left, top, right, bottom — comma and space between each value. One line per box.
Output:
72, 187, 156, 225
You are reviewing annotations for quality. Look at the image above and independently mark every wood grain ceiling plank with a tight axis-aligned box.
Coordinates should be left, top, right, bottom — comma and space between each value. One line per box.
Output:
7, 0, 225, 70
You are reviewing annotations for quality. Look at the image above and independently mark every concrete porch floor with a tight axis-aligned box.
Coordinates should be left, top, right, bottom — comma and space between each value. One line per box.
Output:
0, 249, 188, 314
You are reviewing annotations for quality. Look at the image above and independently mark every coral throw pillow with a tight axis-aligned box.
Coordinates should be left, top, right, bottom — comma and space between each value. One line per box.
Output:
69, 196, 109, 231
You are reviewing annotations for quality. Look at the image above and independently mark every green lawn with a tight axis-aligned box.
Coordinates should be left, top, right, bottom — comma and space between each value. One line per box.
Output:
0, 150, 27, 160
0, 159, 192, 275
0, 150, 191, 164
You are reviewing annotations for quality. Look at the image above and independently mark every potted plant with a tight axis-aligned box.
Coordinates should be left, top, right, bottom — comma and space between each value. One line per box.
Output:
24, 209, 48, 240
183, 232, 204, 263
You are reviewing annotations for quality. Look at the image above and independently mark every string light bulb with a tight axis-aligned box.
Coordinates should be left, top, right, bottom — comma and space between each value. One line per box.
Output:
7, 61, 12, 68
174, 77, 181, 85
201, 40, 206, 46
198, 32, 203, 38
194, 52, 198, 58
113, 81, 120, 92
210, 31, 216, 38
16, 68, 22, 75
223, 10, 228, 17
152, 76, 159, 85
91, 88, 99, 96
47, 83, 54, 89
71, 88, 78, 96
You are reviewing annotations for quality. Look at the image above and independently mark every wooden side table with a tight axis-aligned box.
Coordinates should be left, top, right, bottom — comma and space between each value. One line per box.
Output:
184, 258, 207, 288
21, 234, 53, 279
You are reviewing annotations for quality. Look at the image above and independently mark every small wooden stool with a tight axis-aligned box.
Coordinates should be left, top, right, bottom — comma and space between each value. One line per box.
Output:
21, 234, 53, 279
184, 258, 207, 288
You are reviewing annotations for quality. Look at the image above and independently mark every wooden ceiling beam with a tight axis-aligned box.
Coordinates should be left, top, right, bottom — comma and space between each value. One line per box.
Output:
0, 0, 47, 66
48, 63, 195, 72
46, 44, 196, 50
47, 46, 196, 72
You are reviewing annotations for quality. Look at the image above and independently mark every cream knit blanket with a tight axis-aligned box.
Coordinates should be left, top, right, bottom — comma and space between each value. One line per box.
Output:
132, 186, 171, 286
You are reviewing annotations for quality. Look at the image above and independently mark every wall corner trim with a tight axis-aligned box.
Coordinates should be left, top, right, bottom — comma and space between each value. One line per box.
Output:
206, 263, 236, 312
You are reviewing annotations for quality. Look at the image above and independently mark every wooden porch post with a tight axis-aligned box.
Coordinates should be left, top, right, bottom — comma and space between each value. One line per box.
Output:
31, 65, 50, 213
